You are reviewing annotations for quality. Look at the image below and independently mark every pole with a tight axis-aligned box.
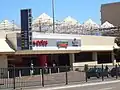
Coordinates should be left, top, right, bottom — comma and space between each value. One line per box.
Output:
65, 66, 68, 85
12, 20, 15, 31
102, 64, 104, 81
4, 21, 5, 30
13, 65, 16, 89
39, 20, 41, 32
42, 68, 44, 87
52, 0, 55, 33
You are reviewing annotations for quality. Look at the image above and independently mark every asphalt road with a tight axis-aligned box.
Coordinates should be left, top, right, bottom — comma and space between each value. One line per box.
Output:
57, 82, 120, 90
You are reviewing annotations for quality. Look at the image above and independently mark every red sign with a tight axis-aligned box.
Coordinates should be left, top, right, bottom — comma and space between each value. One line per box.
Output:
32, 40, 48, 47
57, 41, 68, 48
57, 43, 68, 48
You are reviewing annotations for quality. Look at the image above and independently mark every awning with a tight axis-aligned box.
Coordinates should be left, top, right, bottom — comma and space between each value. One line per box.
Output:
15, 50, 80, 55
81, 45, 113, 51
0, 39, 15, 54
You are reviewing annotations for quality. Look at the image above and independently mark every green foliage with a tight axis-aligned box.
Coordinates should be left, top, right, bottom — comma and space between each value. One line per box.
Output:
114, 37, 120, 61
114, 37, 120, 47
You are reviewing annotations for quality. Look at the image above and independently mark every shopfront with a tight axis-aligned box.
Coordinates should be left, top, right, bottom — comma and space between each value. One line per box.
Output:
31, 33, 81, 67
9, 33, 81, 68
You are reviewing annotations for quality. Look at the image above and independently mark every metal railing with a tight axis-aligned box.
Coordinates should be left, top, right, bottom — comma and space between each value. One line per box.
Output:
0, 65, 120, 89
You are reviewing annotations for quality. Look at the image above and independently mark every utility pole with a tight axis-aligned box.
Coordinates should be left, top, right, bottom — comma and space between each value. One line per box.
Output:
12, 20, 15, 31
39, 20, 42, 32
52, 0, 55, 33
4, 21, 5, 30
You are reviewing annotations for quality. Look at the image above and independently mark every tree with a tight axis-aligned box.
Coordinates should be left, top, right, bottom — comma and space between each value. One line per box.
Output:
113, 37, 120, 62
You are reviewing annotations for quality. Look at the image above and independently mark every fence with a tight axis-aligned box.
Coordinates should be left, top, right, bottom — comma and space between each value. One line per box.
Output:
0, 64, 120, 89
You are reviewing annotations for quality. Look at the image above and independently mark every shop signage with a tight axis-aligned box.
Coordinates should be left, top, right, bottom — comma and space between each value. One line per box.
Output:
32, 40, 48, 47
72, 38, 79, 46
57, 41, 68, 48
21, 9, 32, 50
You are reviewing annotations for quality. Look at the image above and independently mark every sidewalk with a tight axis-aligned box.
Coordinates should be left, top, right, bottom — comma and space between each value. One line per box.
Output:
20, 78, 119, 90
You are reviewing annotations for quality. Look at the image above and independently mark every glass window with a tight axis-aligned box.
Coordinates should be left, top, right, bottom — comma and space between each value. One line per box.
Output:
75, 52, 93, 62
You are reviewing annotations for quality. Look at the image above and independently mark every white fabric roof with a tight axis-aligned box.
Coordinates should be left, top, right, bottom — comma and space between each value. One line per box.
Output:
32, 13, 53, 25
0, 39, 14, 52
63, 16, 80, 25
83, 19, 99, 28
0, 20, 20, 30
101, 21, 114, 28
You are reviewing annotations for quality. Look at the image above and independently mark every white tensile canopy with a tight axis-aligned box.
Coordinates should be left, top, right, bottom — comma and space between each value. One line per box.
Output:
32, 13, 53, 26
0, 20, 20, 30
101, 21, 114, 28
83, 19, 100, 29
63, 16, 80, 25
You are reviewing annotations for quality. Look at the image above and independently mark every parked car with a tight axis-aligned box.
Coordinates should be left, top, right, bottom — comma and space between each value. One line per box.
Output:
110, 67, 120, 77
86, 68, 109, 79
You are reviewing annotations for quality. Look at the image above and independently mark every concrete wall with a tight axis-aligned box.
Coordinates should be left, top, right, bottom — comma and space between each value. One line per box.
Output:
81, 35, 115, 46
0, 55, 8, 77
101, 2, 120, 26
0, 55, 8, 68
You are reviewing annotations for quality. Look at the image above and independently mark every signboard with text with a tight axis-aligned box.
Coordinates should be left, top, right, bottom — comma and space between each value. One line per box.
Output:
32, 38, 81, 50
32, 40, 48, 47
21, 9, 32, 50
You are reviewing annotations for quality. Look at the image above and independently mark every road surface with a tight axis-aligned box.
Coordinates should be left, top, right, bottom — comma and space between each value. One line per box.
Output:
23, 80, 120, 90
59, 82, 120, 90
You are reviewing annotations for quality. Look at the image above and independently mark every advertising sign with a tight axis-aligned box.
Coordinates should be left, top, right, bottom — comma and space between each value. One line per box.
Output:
72, 38, 79, 46
32, 40, 48, 47
32, 37, 81, 50
57, 41, 68, 48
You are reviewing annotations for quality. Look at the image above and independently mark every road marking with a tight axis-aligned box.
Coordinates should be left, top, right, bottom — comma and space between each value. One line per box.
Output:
98, 87, 114, 90
28, 80, 120, 90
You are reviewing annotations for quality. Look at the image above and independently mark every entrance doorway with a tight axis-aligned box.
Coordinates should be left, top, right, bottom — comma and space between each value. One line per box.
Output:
58, 54, 70, 66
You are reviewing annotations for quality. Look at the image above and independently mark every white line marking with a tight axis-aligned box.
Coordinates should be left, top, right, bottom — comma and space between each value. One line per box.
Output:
98, 87, 114, 90
28, 80, 120, 90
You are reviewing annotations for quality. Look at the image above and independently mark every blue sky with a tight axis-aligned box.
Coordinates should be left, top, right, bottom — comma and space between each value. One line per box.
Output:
0, 0, 120, 24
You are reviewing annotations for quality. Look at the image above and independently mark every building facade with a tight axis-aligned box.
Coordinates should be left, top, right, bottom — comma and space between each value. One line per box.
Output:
0, 31, 117, 76
101, 2, 120, 26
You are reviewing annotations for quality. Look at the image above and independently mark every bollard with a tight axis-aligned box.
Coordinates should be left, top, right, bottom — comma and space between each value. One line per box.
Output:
57, 68, 60, 73
41, 68, 44, 87
49, 68, 51, 74
7, 71, 9, 79
19, 70, 22, 78
65, 66, 68, 85
115, 64, 118, 79
13, 66, 16, 89
40, 69, 42, 75
30, 69, 34, 76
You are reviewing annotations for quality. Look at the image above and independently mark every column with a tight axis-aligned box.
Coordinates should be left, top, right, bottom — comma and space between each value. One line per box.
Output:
38, 55, 48, 67
111, 51, 116, 66
0, 55, 8, 78
92, 52, 97, 64
69, 53, 75, 70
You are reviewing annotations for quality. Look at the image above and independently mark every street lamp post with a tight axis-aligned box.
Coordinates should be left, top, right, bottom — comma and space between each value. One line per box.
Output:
52, 0, 55, 33
12, 20, 15, 31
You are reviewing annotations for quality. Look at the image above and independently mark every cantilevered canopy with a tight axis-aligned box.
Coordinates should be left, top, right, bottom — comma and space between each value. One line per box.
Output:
15, 50, 80, 55
81, 45, 113, 51
0, 39, 15, 54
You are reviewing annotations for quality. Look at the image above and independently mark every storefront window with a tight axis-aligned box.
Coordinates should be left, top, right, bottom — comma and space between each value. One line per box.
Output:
97, 52, 112, 64
75, 52, 93, 62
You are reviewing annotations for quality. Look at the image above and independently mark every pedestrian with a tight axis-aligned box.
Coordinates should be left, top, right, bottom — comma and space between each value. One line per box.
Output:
52, 61, 57, 73
44, 62, 48, 74
105, 65, 109, 72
